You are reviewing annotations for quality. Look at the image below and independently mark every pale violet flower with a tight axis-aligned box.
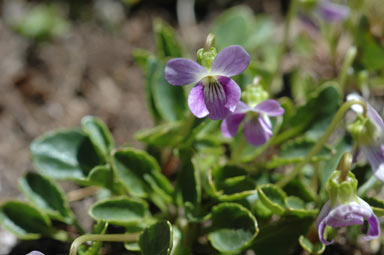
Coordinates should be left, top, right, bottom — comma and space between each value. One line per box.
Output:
221, 100, 284, 146
317, 198, 380, 245
316, 171, 380, 245
347, 93, 384, 182
164, 45, 250, 120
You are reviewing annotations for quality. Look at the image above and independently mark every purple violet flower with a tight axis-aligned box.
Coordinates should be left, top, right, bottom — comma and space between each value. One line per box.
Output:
317, 198, 380, 245
347, 93, 384, 182
316, 0, 350, 22
221, 100, 284, 146
164, 45, 250, 120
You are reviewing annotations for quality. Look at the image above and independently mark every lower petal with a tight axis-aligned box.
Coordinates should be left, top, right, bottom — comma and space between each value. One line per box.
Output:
254, 99, 285, 116
244, 116, 272, 146
318, 220, 334, 245
218, 76, 241, 112
221, 113, 245, 138
188, 82, 209, 118
204, 81, 230, 120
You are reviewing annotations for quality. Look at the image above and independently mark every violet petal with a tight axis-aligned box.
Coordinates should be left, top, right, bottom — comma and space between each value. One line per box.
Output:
211, 45, 250, 77
316, 200, 331, 228
254, 99, 285, 116
26, 252, 45, 255
358, 198, 380, 240
316, 1, 350, 22
244, 116, 273, 146
318, 219, 334, 245
221, 113, 246, 138
188, 82, 209, 118
165, 58, 207, 86
218, 76, 241, 112
204, 81, 230, 120
361, 146, 384, 182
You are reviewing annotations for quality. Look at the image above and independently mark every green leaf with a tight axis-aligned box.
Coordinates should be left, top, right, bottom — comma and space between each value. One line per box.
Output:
90, 197, 149, 227
154, 19, 183, 58
31, 129, 101, 181
208, 203, 258, 253
177, 149, 201, 205
81, 116, 115, 161
139, 221, 173, 255
211, 6, 274, 51
135, 122, 183, 147
146, 58, 187, 122
285, 196, 318, 218
299, 235, 325, 255
0, 201, 52, 240
280, 137, 332, 159
257, 184, 287, 216
209, 165, 257, 201
86, 165, 116, 191
19, 172, 73, 222
112, 148, 173, 207
284, 178, 316, 202
252, 216, 314, 255
170, 226, 193, 255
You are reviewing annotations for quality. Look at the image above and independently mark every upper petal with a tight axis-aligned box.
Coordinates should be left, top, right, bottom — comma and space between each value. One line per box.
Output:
254, 99, 285, 116
316, 200, 331, 228
244, 116, 273, 146
211, 45, 250, 77
204, 81, 230, 120
218, 76, 241, 112
188, 82, 209, 118
165, 58, 207, 86
221, 113, 246, 138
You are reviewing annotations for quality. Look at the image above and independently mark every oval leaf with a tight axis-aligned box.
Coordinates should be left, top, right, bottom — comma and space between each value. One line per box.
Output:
81, 116, 115, 161
285, 196, 318, 218
19, 172, 73, 222
112, 148, 173, 207
0, 201, 51, 240
139, 221, 173, 255
208, 203, 258, 253
90, 197, 149, 227
257, 184, 286, 215
31, 129, 101, 180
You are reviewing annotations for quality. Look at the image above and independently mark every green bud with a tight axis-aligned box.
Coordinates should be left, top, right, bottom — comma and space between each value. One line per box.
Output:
347, 115, 379, 145
326, 171, 358, 207
242, 78, 269, 107
197, 47, 217, 70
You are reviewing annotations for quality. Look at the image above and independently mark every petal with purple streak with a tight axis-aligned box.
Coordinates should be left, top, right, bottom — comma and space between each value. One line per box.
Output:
254, 99, 285, 116
204, 81, 230, 120
211, 45, 250, 77
188, 82, 209, 118
358, 198, 380, 240
218, 76, 241, 112
244, 116, 273, 146
165, 58, 207, 86
221, 113, 246, 138
316, 200, 331, 227
318, 219, 334, 245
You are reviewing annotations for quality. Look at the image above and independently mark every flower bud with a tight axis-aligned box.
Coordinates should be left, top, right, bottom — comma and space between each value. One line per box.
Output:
197, 47, 217, 70
242, 78, 269, 108
347, 115, 380, 146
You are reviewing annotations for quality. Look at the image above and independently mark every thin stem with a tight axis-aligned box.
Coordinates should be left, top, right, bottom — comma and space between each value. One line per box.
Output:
204, 33, 216, 52
338, 46, 357, 91
69, 233, 140, 255
272, 0, 298, 84
276, 100, 367, 188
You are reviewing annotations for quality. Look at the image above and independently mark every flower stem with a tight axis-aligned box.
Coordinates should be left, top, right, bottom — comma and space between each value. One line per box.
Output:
338, 46, 357, 92
69, 233, 140, 255
276, 100, 367, 188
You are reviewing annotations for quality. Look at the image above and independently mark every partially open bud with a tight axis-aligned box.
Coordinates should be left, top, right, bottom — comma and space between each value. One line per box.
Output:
316, 153, 380, 245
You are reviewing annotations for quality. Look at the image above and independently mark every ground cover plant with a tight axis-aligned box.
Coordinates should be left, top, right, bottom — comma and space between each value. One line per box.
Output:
2, 0, 384, 254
